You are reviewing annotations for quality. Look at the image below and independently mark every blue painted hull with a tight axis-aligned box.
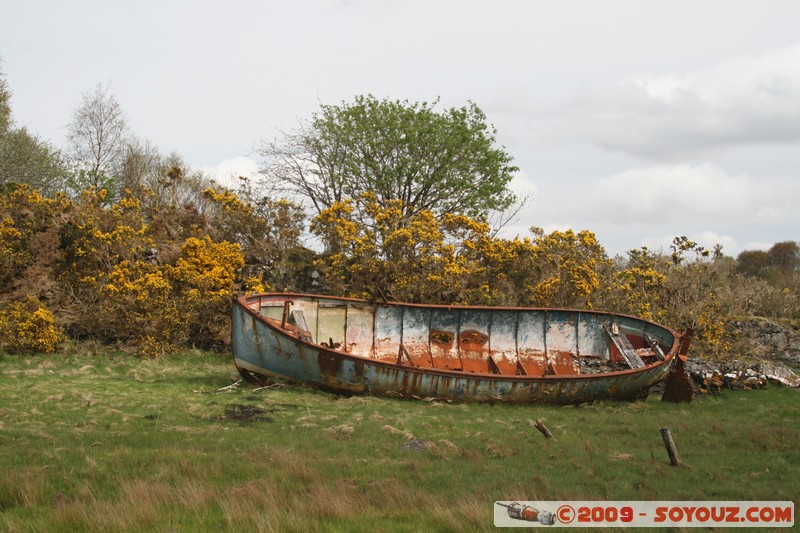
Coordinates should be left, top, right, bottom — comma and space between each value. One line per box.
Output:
232, 294, 682, 404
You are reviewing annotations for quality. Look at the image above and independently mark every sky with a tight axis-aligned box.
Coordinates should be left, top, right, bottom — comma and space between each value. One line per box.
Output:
1, 0, 799, 257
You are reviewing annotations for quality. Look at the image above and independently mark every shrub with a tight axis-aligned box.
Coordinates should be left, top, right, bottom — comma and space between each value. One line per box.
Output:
0, 298, 64, 354
97, 260, 186, 358
173, 236, 245, 349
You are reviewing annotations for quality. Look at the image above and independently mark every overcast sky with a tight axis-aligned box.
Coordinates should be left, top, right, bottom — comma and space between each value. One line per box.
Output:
2, 0, 799, 257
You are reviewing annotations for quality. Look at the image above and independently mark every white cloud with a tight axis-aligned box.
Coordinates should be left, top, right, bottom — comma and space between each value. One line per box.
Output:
575, 163, 799, 226
198, 156, 259, 188
562, 43, 800, 159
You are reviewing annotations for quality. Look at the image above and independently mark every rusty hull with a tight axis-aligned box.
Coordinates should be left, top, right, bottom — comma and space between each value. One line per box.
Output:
231, 293, 684, 404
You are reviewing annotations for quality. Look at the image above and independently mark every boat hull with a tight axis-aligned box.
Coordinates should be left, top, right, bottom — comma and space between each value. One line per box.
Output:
232, 294, 681, 404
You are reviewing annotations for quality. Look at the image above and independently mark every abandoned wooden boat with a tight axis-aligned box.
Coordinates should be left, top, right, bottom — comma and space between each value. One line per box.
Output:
232, 293, 691, 404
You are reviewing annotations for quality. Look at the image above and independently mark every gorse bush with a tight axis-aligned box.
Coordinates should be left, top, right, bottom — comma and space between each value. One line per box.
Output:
1, 179, 798, 359
96, 260, 187, 358
0, 297, 64, 353
0, 182, 274, 357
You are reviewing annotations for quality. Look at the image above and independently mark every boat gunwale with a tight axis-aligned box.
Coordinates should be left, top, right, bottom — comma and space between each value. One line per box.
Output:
234, 292, 680, 383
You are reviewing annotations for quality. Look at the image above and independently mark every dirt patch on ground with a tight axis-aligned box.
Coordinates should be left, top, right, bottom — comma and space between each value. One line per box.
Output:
219, 404, 274, 425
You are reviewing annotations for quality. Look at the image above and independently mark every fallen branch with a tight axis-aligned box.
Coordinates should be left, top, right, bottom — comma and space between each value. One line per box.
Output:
252, 383, 284, 392
193, 380, 242, 393
216, 380, 242, 392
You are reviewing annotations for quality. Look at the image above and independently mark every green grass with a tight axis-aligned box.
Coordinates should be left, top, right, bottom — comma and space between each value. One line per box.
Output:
1, 349, 798, 532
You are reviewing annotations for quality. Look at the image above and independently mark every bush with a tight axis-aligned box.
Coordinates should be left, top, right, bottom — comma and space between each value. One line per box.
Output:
0, 298, 64, 353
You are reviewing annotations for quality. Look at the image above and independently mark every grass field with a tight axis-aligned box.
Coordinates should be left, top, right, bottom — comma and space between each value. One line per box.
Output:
1, 349, 798, 532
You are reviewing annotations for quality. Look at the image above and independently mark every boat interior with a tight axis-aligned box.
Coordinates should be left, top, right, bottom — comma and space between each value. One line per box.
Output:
242, 294, 675, 377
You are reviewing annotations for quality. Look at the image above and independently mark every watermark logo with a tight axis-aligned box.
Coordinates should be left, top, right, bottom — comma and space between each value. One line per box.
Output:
495, 502, 556, 525
494, 501, 794, 528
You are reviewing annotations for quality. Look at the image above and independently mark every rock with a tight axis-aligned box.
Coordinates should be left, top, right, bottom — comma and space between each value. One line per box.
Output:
758, 363, 800, 388
401, 437, 431, 450
728, 318, 800, 371
686, 358, 799, 394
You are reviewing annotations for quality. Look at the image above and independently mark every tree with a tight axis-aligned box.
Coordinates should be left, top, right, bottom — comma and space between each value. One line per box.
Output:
768, 241, 799, 277
736, 249, 772, 278
735, 242, 798, 283
0, 127, 68, 195
116, 136, 163, 193
66, 84, 128, 191
0, 64, 68, 194
0, 64, 10, 134
258, 95, 518, 228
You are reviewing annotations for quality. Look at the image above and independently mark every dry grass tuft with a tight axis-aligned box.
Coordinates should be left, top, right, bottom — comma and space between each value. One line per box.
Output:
300, 481, 366, 520
324, 423, 355, 437
220, 479, 282, 532
383, 425, 417, 441
384, 425, 410, 436
176, 479, 216, 512
296, 414, 317, 424
51, 480, 175, 532
437, 439, 461, 452
609, 451, 634, 461
0, 469, 47, 509
120, 479, 174, 508
485, 442, 514, 458
428, 493, 490, 532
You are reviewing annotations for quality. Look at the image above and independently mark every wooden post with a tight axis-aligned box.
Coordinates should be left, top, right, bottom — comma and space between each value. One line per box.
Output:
660, 427, 680, 466
534, 419, 554, 439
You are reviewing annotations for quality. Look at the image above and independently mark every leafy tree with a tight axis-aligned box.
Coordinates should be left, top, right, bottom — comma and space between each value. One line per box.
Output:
258, 95, 518, 229
736, 249, 772, 278
0, 127, 68, 195
0, 65, 68, 194
735, 241, 798, 284
768, 241, 799, 277
0, 65, 10, 133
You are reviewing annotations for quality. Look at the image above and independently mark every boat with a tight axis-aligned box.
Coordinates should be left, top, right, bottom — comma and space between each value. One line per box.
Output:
231, 292, 692, 404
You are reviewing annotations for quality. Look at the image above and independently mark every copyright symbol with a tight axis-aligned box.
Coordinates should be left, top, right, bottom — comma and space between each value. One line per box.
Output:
557, 505, 575, 524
